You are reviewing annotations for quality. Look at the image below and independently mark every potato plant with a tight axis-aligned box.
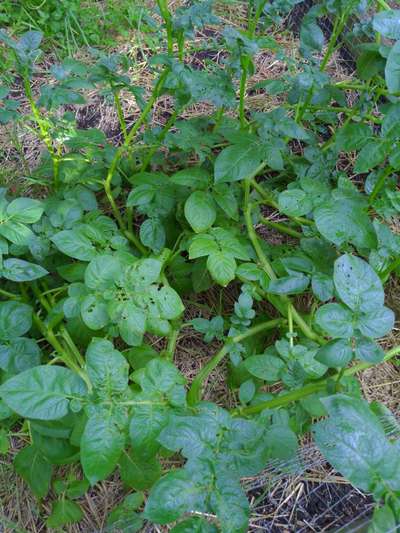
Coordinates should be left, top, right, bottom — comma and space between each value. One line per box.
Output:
0, 0, 400, 530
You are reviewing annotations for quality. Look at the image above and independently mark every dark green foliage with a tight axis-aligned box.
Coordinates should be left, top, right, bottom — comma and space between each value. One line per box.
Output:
0, 0, 400, 530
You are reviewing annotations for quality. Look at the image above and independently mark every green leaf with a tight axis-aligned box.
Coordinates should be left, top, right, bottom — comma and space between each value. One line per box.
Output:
370, 504, 397, 533
278, 189, 312, 217
46, 499, 83, 528
140, 218, 166, 253
316, 339, 353, 367
81, 411, 125, 485
1, 258, 48, 282
81, 294, 109, 330
356, 307, 395, 338
353, 335, 384, 363
265, 425, 298, 460
268, 275, 310, 295
335, 122, 372, 151
0, 301, 32, 340
118, 302, 146, 346
214, 141, 264, 183
19, 30, 43, 51
315, 303, 354, 338
126, 344, 158, 370
213, 183, 239, 220
145, 470, 206, 524
0, 428, 9, 454
106, 493, 144, 533
86, 338, 129, 393
244, 354, 285, 382
51, 230, 96, 261
207, 252, 236, 286
311, 272, 334, 302
239, 379, 256, 404
354, 139, 388, 173
6, 198, 44, 223
313, 394, 399, 493
184, 191, 216, 233
14, 445, 52, 499
129, 402, 170, 458
300, 10, 324, 55
334, 254, 384, 313
171, 518, 218, 533
211, 228, 250, 260
190, 316, 224, 343
373, 10, 400, 39
0, 220, 34, 245
212, 471, 249, 533
84, 254, 121, 291
315, 199, 377, 250
385, 40, 400, 95
189, 234, 219, 259
119, 449, 162, 490
0, 366, 87, 420
0, 337, 41, 374
171, 167, 210, 188
153, 286, 185, 320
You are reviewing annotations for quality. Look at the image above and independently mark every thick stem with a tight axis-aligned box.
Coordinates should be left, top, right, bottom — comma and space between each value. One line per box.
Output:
288, 304, 294, 348
23, 75, 60, 189
250, 179, 313, 227
245, 178, 323, 344
113, 89, 128, 140
260, 216, 303, 239
156, 0, 174, 54
376, 0, 391, 9
164, 324, 180, 361
104, 69, 169, 254
239, 56, 249, 128
0, 288, 21, 300
369, 166, 393, 204
296, 13, 348, 123
233, 344, 400, 416
140, 108, 180, 172
188, 319, 285, 405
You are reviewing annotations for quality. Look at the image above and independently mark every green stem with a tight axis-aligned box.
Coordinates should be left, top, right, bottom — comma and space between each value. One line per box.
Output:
140, 108, 180, 171
259, 216, 303, 239
369, 166, 393, 203
233, 344, 400, 416
382, 256, 400, 279
0, 288, 21, 300
290, 305, 324, 345
23, 74, 60, 189
213, 107, 225, 133
245, 178, 324, 344
234, 381, 327, 415
239, 56, 249, 127
164, 324, 180, 361
113, 89, 128, 140
250, 179, 313, 226
31, 283, 51, 313
376, 0, 391, 9
288, 304, 294, 348
320, 15, 343, 72
104, 69, 169, 254
156, 0, 174, 54
245, 201, 276, 280
60, 326, 86, 368
305, 104, 381, 124
188, 319, 285, 405
296, 13, 348, 123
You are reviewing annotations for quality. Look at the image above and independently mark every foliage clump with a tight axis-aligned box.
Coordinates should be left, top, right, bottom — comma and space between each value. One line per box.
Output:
0, 0, 400, 530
